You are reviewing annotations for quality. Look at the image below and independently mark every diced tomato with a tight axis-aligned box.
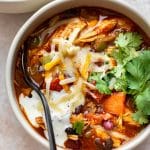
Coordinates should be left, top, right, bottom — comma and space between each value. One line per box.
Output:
50, 78, 63, 91
85, 113, 112, 125
92, 91, 104, 103
85, 113, 103, 124
86, 90, 104, 103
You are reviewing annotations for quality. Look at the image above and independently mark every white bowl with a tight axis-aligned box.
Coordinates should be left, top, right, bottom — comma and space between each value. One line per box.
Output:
6, 0, 150, 149
0, 0, 51, 13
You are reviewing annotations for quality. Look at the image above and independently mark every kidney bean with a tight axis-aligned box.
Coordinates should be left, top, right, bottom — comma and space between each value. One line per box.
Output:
102, 120, 114, 130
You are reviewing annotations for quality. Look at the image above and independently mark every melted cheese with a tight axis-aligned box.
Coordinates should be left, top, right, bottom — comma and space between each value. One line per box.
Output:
19, 79, 85, 147
19, 91, 42, 128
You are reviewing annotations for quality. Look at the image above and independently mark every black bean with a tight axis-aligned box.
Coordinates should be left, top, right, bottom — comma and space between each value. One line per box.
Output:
74, 105, 83, 114
95, 138, 101, 145
95, 138, 105, 150
65, 127, 76, 135
96, 105, 104, 113
104, 138, 113, 150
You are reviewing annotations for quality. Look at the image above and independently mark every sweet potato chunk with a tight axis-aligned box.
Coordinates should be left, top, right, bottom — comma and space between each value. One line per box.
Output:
103, 92, 126, 115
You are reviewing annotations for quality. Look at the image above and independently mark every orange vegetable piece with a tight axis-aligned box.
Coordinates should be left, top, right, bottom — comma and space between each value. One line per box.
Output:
103, 92, 126, 115
85, 113, 103, 125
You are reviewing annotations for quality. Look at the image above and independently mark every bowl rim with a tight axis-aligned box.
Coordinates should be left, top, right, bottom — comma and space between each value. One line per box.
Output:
6, 0, 150, 149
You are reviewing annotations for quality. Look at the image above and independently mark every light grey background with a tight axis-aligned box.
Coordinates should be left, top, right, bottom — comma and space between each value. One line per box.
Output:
0, 0, 149, 149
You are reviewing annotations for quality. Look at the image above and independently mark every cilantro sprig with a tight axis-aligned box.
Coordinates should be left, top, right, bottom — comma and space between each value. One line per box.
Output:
125, 51, 150, 124
88, 72, 111, 94
115, 32, 142, 50
111, 32, 150, 124
88, 32, 150, 124
73, 121, 84, 135
112, 32, 142, 65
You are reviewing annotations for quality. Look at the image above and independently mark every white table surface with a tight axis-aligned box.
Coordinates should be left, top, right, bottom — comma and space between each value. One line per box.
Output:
0, 0, 149, 150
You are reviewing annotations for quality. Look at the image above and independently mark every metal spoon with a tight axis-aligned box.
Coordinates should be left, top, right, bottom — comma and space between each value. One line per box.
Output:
21, 44, 56, 150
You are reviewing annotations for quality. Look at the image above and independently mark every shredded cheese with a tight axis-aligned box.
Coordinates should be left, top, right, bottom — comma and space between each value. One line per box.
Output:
81, 53, 91, 80
44, 57, 61, 71
60, 77, 76, 85
59, 73, 69, 92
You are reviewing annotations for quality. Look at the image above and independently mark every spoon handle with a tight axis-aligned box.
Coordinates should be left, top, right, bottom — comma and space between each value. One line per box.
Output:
21, 46, 56, 150
36, 89, 56, 150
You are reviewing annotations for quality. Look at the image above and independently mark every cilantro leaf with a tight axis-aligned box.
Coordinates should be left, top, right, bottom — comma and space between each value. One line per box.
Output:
114, 77, 127, 92
109, 32, 143, 92
88, 72, 101, 82
73, 121, 84, 135
109, 65, 127, 91
125, 51, 150, 91
125, 51, 150, 124
126, 60, 145, 90
132, 111, 149, 124
96, 79, 111, 94
88, 72, 111, 94
112, 32, 142, 65
111, 64, 125, 78
115, 32, 142, 49
135, 85, 150, 115
112, 48, 137, 65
